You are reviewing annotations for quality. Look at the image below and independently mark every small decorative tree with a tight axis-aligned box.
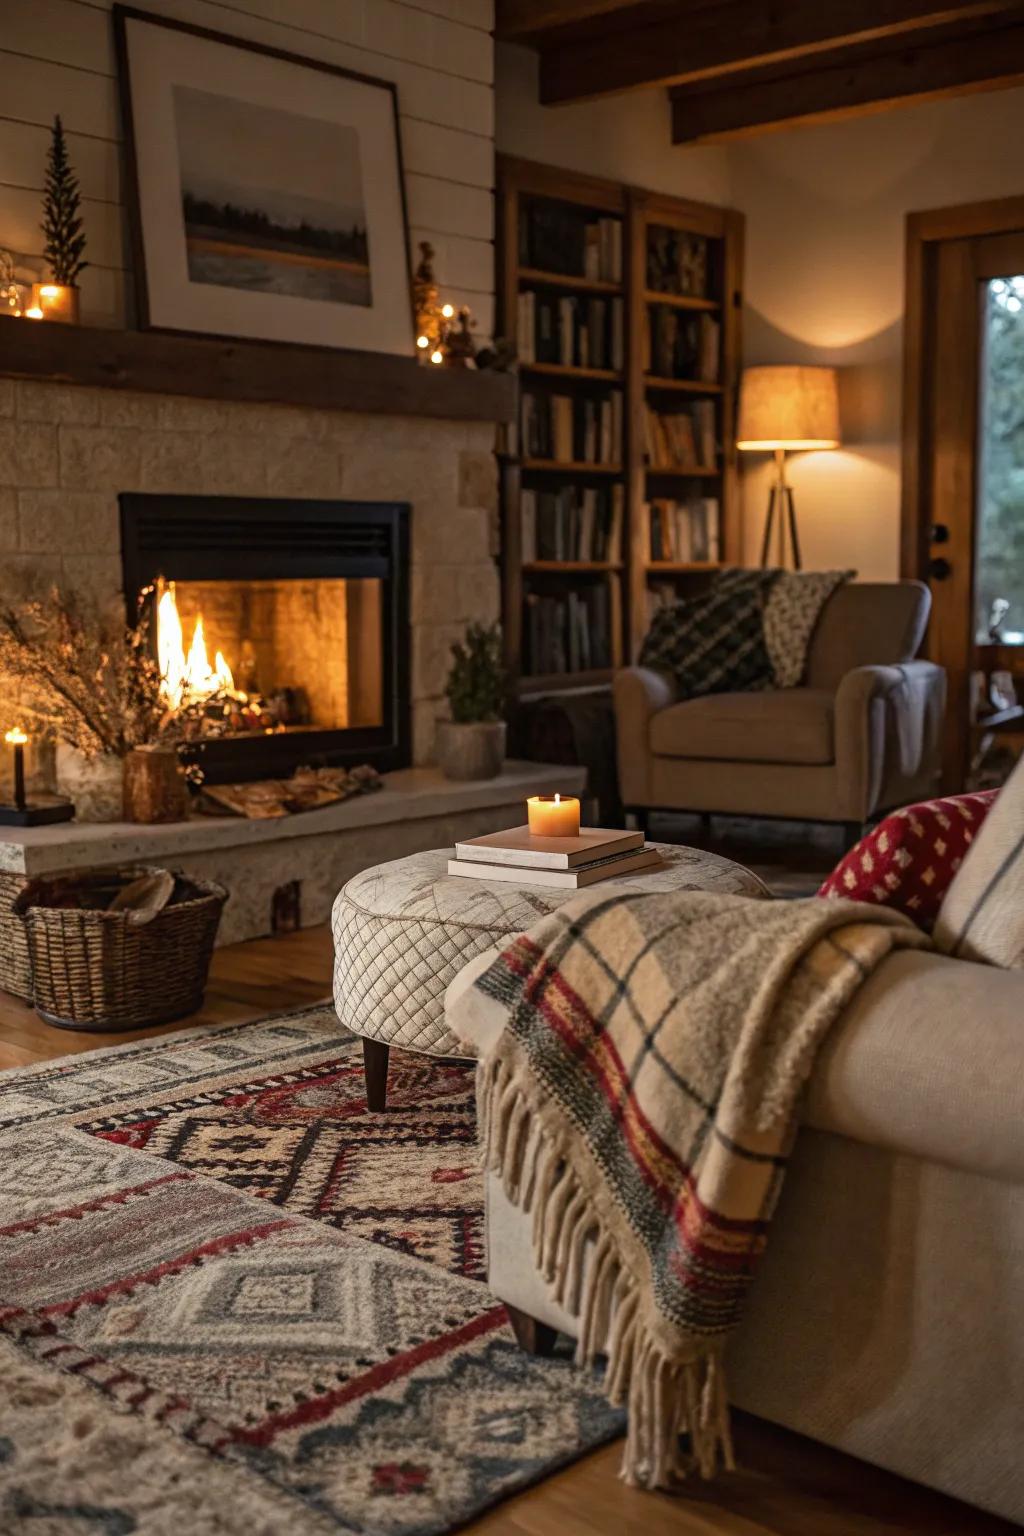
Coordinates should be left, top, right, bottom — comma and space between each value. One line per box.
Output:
444, 623, 506, 723
41, 115, 88, 287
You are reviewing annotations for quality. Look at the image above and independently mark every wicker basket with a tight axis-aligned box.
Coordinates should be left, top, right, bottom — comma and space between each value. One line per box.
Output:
0, 871, 34, 1002
17, 867, 227, 1031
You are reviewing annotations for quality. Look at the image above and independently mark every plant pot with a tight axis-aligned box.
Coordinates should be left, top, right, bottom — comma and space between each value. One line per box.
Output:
55, 744, 123, 823
435, 720, 506, 782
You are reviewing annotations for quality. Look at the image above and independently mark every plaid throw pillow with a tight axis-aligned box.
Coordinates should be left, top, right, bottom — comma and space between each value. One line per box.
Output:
639, 567, 778, 699
818, 790, 998, 930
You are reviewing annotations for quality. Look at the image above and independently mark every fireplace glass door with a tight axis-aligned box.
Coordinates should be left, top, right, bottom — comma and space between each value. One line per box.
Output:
158, 577, 384, 736
120, 494, 409, 782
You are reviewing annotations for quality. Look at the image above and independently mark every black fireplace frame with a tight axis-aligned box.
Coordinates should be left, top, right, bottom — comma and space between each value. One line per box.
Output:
120, 493, 410, 783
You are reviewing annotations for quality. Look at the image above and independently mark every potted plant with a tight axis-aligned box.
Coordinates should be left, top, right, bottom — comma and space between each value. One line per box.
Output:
435, 623, 507, 782
37, 115, 87, 323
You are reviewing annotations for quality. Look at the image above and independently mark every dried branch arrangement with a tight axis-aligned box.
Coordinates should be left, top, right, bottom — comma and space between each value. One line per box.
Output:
0, 587, 209, 758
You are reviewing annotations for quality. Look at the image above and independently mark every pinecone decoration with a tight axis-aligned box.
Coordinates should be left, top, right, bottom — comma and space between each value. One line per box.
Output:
41, 115, 88, 286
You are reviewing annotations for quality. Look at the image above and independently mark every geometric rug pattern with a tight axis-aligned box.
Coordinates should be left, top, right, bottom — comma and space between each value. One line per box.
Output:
0, 1007, 622, 1534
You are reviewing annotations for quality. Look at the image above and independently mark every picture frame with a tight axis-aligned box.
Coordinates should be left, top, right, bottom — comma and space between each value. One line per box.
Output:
113, 6, 415, 356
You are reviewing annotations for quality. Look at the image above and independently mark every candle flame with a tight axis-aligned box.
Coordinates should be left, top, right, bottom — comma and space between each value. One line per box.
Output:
554, 793, 560, 804
4, 727, 27, 746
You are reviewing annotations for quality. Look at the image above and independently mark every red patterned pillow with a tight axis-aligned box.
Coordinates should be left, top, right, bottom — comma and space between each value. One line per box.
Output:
818, 790, 999, 929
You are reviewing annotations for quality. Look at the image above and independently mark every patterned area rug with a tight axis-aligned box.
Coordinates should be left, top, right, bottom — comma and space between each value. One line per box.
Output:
0, 1008, 622, 1534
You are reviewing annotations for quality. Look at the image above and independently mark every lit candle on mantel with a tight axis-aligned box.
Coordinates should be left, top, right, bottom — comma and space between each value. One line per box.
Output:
527, 793, 580, 838
4, 726, 27, 811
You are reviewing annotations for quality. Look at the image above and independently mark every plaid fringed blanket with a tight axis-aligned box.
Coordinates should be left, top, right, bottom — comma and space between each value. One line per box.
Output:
450, 888, 928, 1489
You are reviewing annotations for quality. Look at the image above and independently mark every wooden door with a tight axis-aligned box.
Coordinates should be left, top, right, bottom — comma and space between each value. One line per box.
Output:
905, 208, 1024, 788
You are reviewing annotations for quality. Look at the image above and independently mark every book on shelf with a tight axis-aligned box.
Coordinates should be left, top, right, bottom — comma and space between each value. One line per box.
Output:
521, 483, 624, 564
456, 825, 643, 869
517, 292, 625, 372
521, 390, 623, 465
644, 401, 716, 470
448, 845, 661, 889
520, 199, 622, 283
647, 497, 720, 563
524, 584, 613, 676
646, 226, 708, 297
645, 307, 720, 382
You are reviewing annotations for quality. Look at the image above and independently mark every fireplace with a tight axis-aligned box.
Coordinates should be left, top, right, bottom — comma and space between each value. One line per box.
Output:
120, 494, 410, 783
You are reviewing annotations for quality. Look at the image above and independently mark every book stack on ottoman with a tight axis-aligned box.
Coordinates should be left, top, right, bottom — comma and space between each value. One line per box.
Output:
448, 825, 662, 889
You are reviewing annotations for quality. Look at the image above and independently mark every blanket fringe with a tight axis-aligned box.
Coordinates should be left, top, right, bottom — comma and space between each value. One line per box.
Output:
478, 1054, 735, 1491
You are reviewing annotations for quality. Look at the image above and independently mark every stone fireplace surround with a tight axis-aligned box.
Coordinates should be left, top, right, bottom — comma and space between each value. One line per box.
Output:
0, 375, 501, 776
0, 375, 563, 948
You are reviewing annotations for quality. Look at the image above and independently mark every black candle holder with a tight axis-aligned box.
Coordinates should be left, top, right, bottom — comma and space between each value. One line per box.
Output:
0, 797, 75, 827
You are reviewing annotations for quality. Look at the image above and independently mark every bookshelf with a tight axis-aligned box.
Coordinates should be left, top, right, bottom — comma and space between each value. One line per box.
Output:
498, 156, 744, 694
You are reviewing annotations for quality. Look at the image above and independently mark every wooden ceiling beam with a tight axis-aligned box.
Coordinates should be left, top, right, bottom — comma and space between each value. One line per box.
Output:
495, 0, 638, 41
536, 0, 1016, 102
669, 13, 1024, 143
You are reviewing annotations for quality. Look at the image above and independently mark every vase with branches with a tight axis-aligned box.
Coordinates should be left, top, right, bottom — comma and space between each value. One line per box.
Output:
41, 115, 88, 300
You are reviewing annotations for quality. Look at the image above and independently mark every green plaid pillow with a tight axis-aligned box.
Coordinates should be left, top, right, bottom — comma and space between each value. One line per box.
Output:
639, 568, 779, 699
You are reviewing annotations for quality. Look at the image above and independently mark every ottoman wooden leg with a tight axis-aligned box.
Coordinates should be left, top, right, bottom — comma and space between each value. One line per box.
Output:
362, 1037, 390, 1111
505, 1302, 558, 1357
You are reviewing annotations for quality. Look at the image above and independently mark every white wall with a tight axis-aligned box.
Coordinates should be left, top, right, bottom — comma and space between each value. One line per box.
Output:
0, 0, 495, 335
495, 52, 1024, 578
732, 87, 1024, 578
495, 42, 731, 206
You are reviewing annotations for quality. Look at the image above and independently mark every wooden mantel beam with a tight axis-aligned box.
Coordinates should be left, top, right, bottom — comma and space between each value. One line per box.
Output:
670, 12, 1024, 143
535, 0, 1016, 102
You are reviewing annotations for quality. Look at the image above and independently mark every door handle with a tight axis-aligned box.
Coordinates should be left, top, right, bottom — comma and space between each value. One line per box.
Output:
930, 522, 950, 544
928, 556, 952, 581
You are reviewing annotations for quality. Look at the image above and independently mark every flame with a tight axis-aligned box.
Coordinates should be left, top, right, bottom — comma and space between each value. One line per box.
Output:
157, 581, 237, 710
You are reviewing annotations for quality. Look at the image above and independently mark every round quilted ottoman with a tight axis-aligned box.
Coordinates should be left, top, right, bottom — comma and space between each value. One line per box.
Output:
332, 843, 768, 1102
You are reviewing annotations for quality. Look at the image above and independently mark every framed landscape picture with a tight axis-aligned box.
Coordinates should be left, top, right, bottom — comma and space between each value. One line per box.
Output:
113, 7, 414, 354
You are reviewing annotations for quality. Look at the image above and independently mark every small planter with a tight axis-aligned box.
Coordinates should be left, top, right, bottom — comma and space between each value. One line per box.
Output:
435, 720, 506, 782
56, 744, 123, 823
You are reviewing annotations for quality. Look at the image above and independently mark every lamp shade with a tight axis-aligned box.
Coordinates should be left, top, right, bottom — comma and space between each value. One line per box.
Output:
736, 365, 840, 451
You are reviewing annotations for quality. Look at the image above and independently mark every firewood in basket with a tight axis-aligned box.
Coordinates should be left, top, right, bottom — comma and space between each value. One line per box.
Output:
107, 869, 175, 927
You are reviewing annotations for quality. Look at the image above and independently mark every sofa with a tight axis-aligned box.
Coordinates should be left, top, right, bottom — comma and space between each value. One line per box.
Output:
614, 581, 946, 839
451, 936, 1024, 1525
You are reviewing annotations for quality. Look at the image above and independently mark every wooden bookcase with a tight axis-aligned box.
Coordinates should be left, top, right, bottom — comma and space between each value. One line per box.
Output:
498, 155, 744, 694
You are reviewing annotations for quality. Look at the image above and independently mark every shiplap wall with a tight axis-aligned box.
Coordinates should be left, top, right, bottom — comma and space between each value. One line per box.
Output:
0, 0, 495, 335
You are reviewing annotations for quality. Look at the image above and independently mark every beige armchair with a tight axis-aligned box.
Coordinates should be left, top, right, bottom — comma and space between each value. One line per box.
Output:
615, 581, 945, 839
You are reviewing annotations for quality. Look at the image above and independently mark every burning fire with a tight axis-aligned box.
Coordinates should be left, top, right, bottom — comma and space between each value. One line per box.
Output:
157, 581, 238, 710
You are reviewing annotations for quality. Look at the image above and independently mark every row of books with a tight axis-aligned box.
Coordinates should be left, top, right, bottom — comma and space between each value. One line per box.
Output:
647, 497, 721, 564
519, 199, 623, 283
524, 585, 613, 677
521, 484, 624, 565
646, 226, 709, 298
645, 307, 720, 382
644, 402, 716, 470
517, 291, 625, 373
449, 825, 660, 891
522, 390, 623, 465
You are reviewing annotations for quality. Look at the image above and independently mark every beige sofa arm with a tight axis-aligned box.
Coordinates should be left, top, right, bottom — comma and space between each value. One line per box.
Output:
613, 666, 678, 807
834, 660, 946, 820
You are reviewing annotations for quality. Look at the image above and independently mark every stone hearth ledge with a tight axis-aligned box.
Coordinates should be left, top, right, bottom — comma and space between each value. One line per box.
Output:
0, 762, 588, 946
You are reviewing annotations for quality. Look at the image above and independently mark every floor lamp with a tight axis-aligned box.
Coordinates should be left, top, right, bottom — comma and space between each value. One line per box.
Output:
736, 365, 841, 570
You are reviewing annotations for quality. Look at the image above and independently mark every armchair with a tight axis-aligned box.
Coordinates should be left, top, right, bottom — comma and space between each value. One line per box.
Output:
615, 581, 945, 837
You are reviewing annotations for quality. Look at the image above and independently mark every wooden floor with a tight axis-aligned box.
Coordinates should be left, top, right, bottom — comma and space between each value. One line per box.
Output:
0, 926, 1013, 1536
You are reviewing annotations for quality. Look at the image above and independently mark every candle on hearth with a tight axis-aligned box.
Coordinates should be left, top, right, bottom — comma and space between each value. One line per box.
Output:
527, 793, 580, 838
4, 726, 27, 811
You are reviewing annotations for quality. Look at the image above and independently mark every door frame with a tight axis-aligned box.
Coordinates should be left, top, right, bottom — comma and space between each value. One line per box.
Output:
901, 193, 1024, 580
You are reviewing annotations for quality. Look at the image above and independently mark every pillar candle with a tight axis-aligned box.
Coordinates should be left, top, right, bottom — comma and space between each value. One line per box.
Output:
527, 793, 580, 838
5, 727, 27, 810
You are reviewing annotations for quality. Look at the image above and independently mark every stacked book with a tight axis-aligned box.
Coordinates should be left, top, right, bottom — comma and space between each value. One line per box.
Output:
521, 483, 624, 564
647, 496, 720, 562
644, 402, 716, 470
448, 826, 661, 889
517, 291, 625, 371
